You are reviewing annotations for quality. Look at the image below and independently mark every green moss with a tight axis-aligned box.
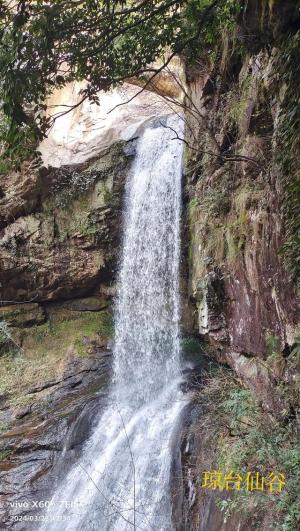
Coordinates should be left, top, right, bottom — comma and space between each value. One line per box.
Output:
198, 172, 233, 218
225, 211, 249, 262
188, 231, 195, 268
266, 334, 281, 358
233, 182, 264, 214
181, 336, 206, 364
0, 449, 11, 461
78, 211, 107, 238
189, 179, 263, 271
32, 322, 50, 343
9, 394, 35, 408
46, 310, 113, 341
73, 338, 88, 357
226, 74, 253, 129
103, 185, 117, 207
225, 225, 239, 262
185, 0, 241, 64
0, 310, 113, 401
0, 422, 10, 434
188, 197, 199, 220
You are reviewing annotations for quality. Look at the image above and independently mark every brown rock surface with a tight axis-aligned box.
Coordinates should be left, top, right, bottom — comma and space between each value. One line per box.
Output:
0, 304, 45, 328
0, 142, 132, 303
184, 30, 300, 400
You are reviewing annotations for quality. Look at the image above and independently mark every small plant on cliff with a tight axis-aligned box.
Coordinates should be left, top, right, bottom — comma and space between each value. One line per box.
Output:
265, 334, 281, 363
0, 320, 23, 354
0, 422, 10, 434
0, 448, 10, 461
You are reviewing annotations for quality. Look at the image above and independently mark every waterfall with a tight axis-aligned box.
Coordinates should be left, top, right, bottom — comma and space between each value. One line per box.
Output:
40, 114, 185, 530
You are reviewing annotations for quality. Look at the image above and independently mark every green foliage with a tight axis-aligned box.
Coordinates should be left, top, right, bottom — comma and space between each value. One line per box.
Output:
0, 0, 243, 164
215, 380, 300, 531
0, 0, 183, 143
0, 449, 10, 461
0, 119, 40, 173
217, 496, 242, 523
221, 387, 254, 426
199, 363, 300, 529
183, 0, 241, 62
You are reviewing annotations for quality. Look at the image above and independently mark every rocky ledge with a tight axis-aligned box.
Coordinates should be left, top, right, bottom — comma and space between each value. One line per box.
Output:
0, 345, 112, 530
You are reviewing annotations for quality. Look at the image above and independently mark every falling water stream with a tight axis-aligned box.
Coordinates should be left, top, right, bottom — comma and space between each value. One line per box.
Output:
41, 114, 185, 530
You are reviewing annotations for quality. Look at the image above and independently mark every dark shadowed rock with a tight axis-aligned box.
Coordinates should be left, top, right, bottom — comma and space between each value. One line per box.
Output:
0, 350, 112, 529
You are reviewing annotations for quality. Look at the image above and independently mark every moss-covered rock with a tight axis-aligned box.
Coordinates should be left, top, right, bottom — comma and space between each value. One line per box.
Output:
57, 296, 108, 312
0, 306, 113, 404
0, 303, 45, 327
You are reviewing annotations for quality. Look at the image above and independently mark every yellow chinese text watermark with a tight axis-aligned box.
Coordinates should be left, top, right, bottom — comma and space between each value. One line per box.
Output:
201, 471, 285, 493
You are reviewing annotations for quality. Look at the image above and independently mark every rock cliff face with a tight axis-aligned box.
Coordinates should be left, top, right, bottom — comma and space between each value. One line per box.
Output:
178, 3, 300, 529
0, 138, 132, 527
0, 80, 173, 305
0, 77, 182, 526
183, 3, 300, 408
0, 142, 130, 303
0, 6, 299, 528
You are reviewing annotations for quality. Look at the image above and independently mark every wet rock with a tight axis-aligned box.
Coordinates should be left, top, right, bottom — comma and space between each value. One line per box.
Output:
39, 81, 173, 167
64, 401, 100, 451
0, 350, 112, 529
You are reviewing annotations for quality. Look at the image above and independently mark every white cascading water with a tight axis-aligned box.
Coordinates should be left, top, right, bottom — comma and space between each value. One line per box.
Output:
41, 114, 185, 530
